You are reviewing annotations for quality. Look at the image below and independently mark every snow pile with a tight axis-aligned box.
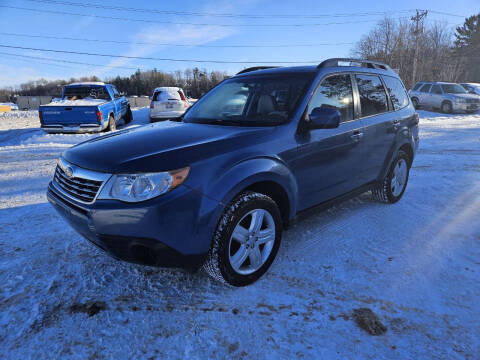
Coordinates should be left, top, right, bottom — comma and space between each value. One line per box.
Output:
0, 109, 479, 359
44, 98, 107, 106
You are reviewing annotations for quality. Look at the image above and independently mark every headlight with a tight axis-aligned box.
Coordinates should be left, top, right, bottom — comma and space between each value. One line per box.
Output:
456, 98, 467, 104
99, 167, 189, 202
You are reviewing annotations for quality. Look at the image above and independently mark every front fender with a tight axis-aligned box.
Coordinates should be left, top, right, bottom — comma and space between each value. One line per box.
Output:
202, 156, 298, 232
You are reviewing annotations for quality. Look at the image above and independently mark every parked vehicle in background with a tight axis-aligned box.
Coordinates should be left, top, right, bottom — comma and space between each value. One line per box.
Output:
0, 102, 18, 111
39, 82, 132, 133
47, 58, 419, 286
409, 81, 480, 113
460, 83, 480, 96
149, 87, 190, 122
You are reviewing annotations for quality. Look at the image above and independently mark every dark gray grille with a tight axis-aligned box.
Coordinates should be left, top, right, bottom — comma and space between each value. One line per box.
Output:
466, 98, 480, 104
54, 165, 103, 203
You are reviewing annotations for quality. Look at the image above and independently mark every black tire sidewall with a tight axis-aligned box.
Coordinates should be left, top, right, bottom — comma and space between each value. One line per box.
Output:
412, 98, 419, 109
385, 151, 410, 203
217, 194, 282, 286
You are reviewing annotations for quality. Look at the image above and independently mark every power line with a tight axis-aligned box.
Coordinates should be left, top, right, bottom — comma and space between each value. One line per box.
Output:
0, 32, 354, 48
0, 5, 410, 28
20, 0, 415, 19
0, 51, 142, 70
0, 44, 320, 64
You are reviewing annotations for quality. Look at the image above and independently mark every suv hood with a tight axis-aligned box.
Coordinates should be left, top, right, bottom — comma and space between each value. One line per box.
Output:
449, 93, 479, 100
63, 121, 275, 173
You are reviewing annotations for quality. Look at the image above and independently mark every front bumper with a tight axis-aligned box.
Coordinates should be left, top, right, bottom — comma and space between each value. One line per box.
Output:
47, 181, 219, 269
42, 123, 106, 133
452, 103, 479, 112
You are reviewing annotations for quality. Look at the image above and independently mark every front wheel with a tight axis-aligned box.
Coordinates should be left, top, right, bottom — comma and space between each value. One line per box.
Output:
203, 192, 282, 286
441, 101, 453, 114
411, 97, 419, 109
124, 107, 132, 124
372, 150, 411, 204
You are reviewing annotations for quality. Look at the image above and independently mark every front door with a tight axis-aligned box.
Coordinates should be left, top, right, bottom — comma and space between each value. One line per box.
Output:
294, 73, 366, 210
430, 84, 444, 109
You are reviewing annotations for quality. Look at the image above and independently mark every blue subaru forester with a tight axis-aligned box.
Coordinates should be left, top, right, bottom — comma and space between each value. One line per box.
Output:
47, 58, 419, 286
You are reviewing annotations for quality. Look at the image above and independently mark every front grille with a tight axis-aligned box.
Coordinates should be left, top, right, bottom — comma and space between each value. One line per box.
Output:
466, 98, 480, 104
53, 165, 103, 203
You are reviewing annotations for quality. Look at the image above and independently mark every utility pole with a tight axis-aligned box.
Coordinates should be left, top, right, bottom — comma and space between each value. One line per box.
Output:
411, 9, 428, 85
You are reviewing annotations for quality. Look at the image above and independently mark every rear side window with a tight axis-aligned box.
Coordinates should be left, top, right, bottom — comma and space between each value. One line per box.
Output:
431, 85, 442, 95
412, 83, 422, 91
307, 74, 354, 123
383, 76, 409, 110
355, 74, 388, 117
420, 84, 432, 93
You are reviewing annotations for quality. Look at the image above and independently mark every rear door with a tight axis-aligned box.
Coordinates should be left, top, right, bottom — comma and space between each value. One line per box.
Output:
353, 73, 398, 183
295, 73, 366, 209
418, 83, 432, 107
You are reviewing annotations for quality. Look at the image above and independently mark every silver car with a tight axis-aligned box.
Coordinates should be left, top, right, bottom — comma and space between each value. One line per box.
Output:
409, 82, 480, 114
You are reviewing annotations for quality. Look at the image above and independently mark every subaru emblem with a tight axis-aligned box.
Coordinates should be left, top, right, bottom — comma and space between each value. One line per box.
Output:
64, 166, 74, 178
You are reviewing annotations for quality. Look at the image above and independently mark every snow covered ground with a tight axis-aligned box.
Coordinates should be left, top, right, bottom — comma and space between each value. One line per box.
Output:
0, 109, 479, 359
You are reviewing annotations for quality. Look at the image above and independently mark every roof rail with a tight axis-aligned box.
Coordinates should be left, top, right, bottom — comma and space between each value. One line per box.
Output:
236, 66, 279, 75
317, 58, 392, 71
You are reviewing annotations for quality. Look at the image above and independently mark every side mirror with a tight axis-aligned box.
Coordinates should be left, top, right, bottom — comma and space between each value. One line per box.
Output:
307, 107, 341, 129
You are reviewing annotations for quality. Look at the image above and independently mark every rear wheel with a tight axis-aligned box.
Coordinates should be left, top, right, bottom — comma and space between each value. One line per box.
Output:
107, 114, 116, 131
203, 191, 282, 286
411, 97, 419, 109
441, 101, 452, 114
372, 150, 410, 204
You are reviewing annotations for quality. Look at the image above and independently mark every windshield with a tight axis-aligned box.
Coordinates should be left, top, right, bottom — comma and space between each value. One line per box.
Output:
63, 86, 111, 100
440, 84, 467, 94
183, 73, 314, 126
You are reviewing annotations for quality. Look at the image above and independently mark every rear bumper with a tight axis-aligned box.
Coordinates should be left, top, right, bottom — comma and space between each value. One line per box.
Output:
149, 110, 185, 120
42, 123, 106, 133
46, 181, 219, 269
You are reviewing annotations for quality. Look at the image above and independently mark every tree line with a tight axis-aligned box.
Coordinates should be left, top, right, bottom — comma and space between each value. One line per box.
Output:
352, 13, 480, 88
0, 68, 229, 102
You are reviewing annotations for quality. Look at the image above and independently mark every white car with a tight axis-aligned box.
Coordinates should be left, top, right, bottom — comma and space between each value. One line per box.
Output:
460, 83, 480, 96
149, 87, 190, 122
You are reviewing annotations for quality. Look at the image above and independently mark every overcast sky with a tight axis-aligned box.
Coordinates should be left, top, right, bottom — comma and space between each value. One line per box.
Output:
0, 0, 478, 88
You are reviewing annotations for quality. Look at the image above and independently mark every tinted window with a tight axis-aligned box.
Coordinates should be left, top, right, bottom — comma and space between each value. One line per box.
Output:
111, 86, 120, 97
307, 74, 354, 123
356, 74, 388, 117
412, 83, 423, 91
420, 84, 432, 93
184, 73, 313, 126
383, 76, 409, 110
441, 84, 467, 94
431, 85, 442, 95
63, 86, 111, 100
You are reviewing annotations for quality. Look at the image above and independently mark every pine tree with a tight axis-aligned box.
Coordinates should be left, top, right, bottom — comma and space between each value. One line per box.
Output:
454, 14, 480, 81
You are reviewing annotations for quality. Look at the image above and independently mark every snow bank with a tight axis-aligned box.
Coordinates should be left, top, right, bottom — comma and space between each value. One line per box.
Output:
44, 98, 107, 106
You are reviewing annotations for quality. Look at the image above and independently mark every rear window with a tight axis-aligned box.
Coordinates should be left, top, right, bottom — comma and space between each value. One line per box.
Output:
63, 86, 111, 100
355, 74, 389, 117
152, 89, 184, 102
382, 76, 409, 110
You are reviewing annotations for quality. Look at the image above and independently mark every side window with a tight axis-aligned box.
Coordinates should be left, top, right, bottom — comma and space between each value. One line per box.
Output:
111, 86, 120, 98
412, 83, 422, 91
355, 74, 388, 117
431, 85, 442, 95
383, 76, 409, 110
307, 74, 354, 123
420, 84, 432, 93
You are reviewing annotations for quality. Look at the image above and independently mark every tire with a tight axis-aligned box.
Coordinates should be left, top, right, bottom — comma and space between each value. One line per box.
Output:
107, 114, 116, 131
372, 150, 411, 204
411, 97, 419, 109
124, 106, 132, 124
441, 101, 452, 114
203, 191, 283, 287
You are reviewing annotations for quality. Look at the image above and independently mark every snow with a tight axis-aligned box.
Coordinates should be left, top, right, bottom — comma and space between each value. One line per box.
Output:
43, 98, 108, 107
0, 108, 479, 359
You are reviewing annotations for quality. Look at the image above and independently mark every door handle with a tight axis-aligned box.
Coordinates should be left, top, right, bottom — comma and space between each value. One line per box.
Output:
351, 132, 364, 141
